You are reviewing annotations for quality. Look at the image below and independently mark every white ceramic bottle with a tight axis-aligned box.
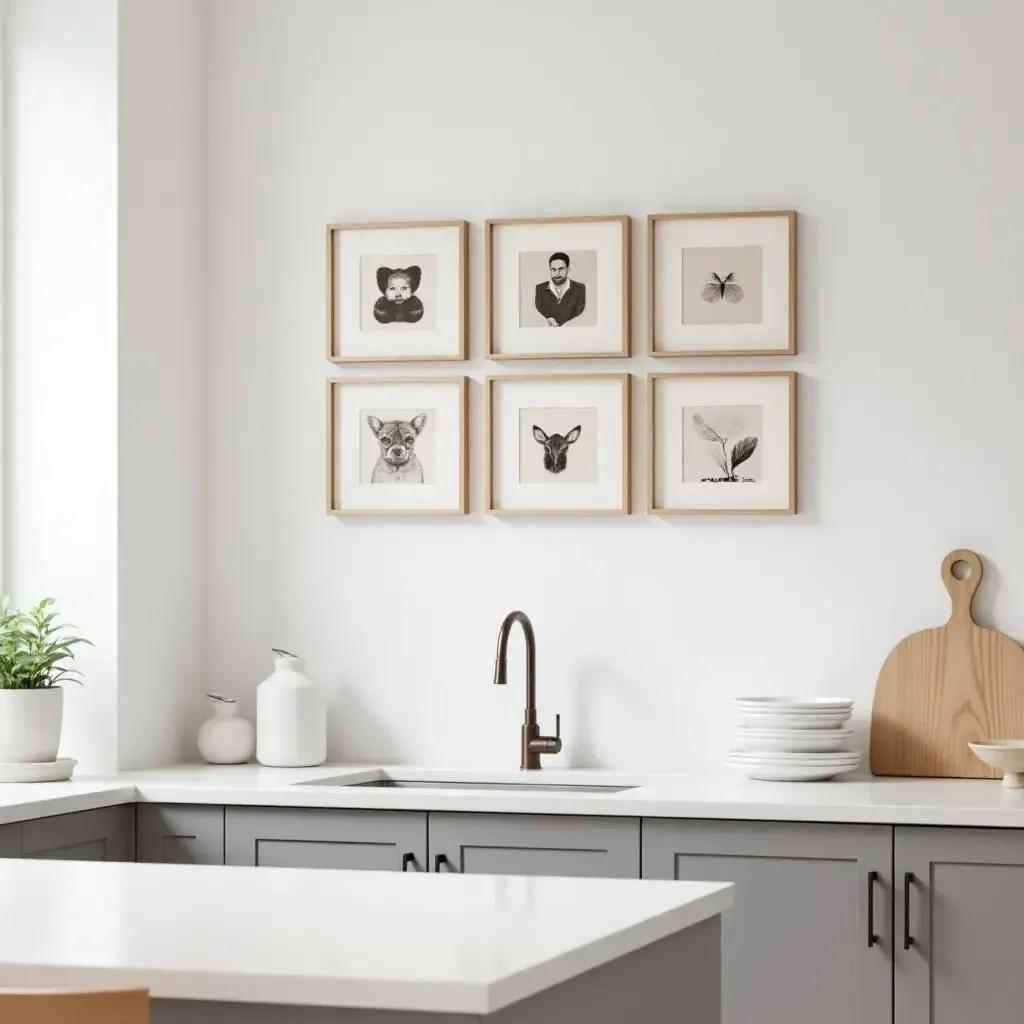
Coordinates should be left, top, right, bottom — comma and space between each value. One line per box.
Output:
197, 694, 255, 764
256, 649, 327, 767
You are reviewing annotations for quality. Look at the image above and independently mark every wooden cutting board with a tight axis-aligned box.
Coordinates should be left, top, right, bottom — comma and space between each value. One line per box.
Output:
871, 549, 1024, 778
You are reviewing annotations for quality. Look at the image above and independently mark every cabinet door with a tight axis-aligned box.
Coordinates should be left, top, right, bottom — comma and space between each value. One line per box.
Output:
895, 825, 1024, 1024
0, 822, 21, 858
643, 819, 892, 1024
429, 813, 640, 877
224, 807, 427, 871
137, 804, 225, 865
22, 805, 134, 861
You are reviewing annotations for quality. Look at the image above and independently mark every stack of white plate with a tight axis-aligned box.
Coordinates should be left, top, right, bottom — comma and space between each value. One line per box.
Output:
729, 697, 859, 781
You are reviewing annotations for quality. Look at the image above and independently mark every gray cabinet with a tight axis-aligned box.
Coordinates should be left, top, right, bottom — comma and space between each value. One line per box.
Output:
429, 813, 640, 878
895, 825, 1024, 1024
225, 807, 427, 871
643, 818, 892, 1024
22, 805, 134, 861
0, 822, 21, 857
137, 804, 225, 865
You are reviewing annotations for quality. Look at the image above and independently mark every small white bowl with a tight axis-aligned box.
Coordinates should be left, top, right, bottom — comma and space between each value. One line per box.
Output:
736, 709, 852, 730
734, 697, 854, 712
734, 727, 854, 753
968, 740, 1024, 788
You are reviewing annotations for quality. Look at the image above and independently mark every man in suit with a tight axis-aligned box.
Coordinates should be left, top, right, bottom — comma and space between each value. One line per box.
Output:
534, 251, 586, 326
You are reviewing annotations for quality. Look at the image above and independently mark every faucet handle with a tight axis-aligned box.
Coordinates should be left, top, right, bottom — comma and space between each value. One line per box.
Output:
555, 714, 561, 740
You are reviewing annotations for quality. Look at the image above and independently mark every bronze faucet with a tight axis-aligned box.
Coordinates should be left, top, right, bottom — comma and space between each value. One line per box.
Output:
493, 611, 562, 770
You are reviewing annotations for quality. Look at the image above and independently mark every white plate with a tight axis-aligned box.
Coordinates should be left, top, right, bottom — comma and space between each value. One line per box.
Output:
728, 750, 860, 764
0, 757, 77, 783
733, 727, 854, 753
736, 710, 852, 730
734, 697, 854, 712
728, 761, 860, 782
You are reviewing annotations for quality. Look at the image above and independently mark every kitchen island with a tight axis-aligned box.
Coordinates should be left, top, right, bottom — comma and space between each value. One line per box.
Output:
0, 858, 732, 1023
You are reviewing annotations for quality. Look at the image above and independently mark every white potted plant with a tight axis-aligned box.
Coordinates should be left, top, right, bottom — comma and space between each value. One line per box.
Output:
0, 598, 91, 764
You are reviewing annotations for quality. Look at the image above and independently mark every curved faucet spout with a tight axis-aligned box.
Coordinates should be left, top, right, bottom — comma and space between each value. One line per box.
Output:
493, 610, 537, 721
492, 610, 560, 770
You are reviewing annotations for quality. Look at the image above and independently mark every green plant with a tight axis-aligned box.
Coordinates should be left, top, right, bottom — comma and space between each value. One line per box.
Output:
0, 598, 92, 690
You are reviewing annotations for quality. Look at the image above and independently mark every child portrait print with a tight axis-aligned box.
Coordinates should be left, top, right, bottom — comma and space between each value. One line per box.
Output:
360, 254, 438, 332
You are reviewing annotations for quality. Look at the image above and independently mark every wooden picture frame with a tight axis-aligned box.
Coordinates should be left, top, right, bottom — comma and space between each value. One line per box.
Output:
648, 210, 797, 357
648, 371, 797, 515
326, 220, 468, 363
485, 215, 631, 360
327, 376, 468, 516
486, 373, 631, 515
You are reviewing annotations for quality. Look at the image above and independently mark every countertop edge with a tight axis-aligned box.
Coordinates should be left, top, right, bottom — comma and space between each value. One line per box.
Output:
4, 767, 1024, 829
0, 785, 137, 826
485, 883, 735, 1013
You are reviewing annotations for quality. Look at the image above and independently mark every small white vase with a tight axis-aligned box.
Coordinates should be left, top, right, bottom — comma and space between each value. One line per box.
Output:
256, 650, 327, 768
197, 694, 255, 765
0, 687, 64, 763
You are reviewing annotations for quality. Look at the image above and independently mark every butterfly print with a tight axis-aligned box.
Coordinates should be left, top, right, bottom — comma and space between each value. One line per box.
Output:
701, 272, 744, 304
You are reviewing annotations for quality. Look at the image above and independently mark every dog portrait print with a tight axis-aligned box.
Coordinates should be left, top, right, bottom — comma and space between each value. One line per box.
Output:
366, 412, 429, 484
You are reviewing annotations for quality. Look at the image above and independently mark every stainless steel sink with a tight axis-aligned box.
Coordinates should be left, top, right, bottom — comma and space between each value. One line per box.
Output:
295, 773, 634, 794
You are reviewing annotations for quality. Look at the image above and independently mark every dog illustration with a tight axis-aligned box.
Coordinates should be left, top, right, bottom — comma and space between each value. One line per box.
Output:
532, 424, 582, 475
368, 413, 427, 483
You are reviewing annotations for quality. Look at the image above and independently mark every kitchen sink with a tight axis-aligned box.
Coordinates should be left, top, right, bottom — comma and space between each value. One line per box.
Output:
295, 772, 635, 794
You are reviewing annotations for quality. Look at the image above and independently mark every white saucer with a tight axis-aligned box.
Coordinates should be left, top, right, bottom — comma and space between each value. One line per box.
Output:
727, 760, 859, 782
0, 758, 77, 783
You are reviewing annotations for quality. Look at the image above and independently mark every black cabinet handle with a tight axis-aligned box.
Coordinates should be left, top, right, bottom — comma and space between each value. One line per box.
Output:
401, 852, 416, 872
867, 870, 880, 947
434, 854, 449, 873
903, 872, 916, 950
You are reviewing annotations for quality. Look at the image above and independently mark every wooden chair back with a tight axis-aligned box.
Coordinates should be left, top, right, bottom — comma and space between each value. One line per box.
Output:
0, 988, 149, 1024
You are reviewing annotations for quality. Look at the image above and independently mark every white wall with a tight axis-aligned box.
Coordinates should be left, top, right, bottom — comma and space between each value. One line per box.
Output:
5, 0, 206, 770
206, 0, 1024, 772
6, 0, 120, 770
117, 0, 207, 768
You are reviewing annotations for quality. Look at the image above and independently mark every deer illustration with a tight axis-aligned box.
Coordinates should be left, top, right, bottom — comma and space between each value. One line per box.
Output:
533, 425, 582, 475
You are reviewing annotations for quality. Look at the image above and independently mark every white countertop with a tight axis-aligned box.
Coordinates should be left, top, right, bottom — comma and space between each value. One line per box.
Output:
0, 859, 732, 1013
4, 763, 1024, 828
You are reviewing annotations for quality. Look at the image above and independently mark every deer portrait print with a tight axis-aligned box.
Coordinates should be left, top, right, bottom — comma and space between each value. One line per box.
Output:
532, 424, 582, 475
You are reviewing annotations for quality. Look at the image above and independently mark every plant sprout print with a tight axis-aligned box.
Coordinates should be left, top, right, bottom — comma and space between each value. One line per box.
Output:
691, 412, 758, 483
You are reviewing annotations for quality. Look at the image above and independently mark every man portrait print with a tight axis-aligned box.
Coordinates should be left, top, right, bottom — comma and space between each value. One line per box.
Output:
534, 251, 586, 327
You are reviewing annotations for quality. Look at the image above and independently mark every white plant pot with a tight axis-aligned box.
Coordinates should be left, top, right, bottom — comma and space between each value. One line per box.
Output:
0, 687, 64, 763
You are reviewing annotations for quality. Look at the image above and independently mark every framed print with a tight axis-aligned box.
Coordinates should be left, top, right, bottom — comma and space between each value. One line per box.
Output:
486, 215, 630, 360
649, 371, 796, 515
649, 210, 796, 356
327, 220, 467, 362
327, 376, 467, 515
486, 374, 630, 515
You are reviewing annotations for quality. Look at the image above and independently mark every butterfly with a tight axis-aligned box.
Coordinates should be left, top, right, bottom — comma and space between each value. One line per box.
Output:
701, 272, 744, 304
